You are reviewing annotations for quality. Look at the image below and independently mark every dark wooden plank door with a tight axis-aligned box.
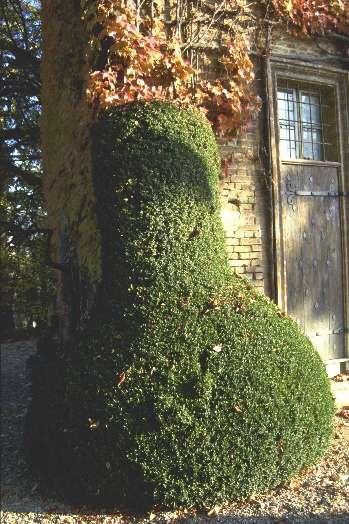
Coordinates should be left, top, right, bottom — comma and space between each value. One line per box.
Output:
281, 163, 345, 360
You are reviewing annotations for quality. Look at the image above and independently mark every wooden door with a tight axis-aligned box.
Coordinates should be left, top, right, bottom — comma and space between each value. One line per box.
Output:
281, 163, 345, 360
276, 80, 346, 361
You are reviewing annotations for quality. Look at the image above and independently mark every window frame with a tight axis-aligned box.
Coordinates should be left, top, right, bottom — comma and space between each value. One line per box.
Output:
277, 83, 326, 161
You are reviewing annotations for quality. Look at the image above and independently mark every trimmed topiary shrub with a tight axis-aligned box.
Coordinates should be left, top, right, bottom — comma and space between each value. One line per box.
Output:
27, 102, 334, 510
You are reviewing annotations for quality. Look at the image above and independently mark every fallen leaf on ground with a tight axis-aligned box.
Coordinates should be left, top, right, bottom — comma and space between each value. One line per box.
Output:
336, 408, 349, 420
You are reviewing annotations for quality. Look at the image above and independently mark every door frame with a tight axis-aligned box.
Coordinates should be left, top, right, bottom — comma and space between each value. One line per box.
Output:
266, 58, 349, 360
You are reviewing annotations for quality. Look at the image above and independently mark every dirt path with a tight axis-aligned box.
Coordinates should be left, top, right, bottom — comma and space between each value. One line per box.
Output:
1, 341, 349, 524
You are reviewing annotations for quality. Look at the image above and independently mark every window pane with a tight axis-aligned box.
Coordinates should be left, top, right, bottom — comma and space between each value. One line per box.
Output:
301, 94, 310, 105
277, 81, 335, 161
313, 142, 322, 161
278, 89, 297, 159
279, 125, 289, 140
310, 94, 320, 106
302, 127, 323, 160
280, 140, 291, 158
301, 93, 321, 125
302, 127, 312, 143
312, 128, 322, 142
288, 127, 296, 143
310, 103, 321, 124
278, 99, 289, 120
312, 129, 323, 160
290, 145, 297, 159
303, 140, 313, 159
301, 101, 311, 123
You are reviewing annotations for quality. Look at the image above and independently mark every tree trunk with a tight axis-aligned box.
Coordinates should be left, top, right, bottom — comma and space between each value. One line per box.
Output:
41, 1, 101, 342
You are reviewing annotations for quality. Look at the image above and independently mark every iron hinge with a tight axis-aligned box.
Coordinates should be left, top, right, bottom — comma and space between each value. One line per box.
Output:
314, 327, 348, 336
287, 190, 348, 197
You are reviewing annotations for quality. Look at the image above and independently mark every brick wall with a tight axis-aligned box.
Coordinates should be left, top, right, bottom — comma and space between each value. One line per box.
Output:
219, 144, 265, 294
218, 79, 273, 297
218, 35, 348, 299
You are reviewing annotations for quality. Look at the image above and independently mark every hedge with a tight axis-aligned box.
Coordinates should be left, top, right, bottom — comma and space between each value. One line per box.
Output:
26, 102, 334, 510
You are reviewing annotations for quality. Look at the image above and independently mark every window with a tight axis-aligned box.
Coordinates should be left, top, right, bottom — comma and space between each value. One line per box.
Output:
277, 80, 337, 161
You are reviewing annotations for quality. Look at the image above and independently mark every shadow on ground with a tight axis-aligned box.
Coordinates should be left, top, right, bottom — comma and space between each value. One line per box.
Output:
1, 341, 348, 524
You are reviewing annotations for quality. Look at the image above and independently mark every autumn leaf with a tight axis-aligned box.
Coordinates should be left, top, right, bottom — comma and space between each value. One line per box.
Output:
117, 371, 126, 387
85, 0, 260, 137
286, 0, 293, 12
85, 0, 346, 137
88, 418, 100, 430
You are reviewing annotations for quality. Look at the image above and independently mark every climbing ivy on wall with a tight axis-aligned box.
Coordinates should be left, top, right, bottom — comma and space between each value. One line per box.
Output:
82, 0, 349, 138
82, 0, 260, 137
271, 0, 349, 36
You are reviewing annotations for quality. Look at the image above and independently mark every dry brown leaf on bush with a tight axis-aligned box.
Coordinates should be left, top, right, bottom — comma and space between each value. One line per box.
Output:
88, 418, 100, 430
116, 370, 126, 387
207, 505, 222, 516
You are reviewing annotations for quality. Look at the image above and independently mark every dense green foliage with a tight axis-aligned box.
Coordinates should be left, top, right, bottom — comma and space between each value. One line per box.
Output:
1, 1, 56, 336
0, 183, 56, 336
27, 103, 334, 509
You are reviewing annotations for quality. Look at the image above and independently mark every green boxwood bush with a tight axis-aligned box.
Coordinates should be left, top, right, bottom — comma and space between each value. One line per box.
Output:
27, 102, 334, 510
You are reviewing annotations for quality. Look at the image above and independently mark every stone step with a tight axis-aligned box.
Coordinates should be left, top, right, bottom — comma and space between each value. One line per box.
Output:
331, 380, 349, 408
325, 358, 349, 378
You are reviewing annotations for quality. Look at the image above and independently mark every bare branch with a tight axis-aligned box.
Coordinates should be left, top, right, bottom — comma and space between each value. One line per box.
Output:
0, 158, 42, 188
0, 126, 40, 142
1, 220, 68, 272
0, 37, 41, 72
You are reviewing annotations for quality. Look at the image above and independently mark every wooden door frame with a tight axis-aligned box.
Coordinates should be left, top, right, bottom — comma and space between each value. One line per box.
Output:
266, 58, 349, 359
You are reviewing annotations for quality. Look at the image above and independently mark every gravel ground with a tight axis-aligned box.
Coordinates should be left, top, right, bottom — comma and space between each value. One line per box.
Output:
1, 340, 348, 524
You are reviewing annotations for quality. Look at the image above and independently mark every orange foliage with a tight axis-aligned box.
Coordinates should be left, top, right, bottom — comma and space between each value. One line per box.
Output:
83, 0, 260, 137
83, 1, 348, 138
85, 1, 195, 107
272, 0, 349, 36
197, 37, 259, 136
